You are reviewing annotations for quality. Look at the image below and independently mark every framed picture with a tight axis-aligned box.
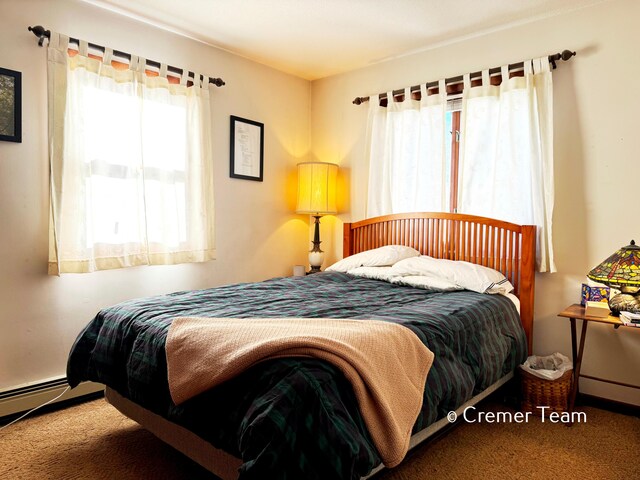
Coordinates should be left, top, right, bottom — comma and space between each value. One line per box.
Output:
0, 67, 22, 143
230, 115, 264, 181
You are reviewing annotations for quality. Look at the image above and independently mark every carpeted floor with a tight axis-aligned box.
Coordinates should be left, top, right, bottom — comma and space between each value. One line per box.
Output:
1, 398, 638, 479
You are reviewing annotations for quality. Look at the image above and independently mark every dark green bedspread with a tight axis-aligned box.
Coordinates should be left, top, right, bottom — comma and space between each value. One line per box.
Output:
67, 272, 526, 479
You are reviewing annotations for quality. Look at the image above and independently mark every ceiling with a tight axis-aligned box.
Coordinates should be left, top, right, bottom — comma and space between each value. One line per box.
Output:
82, 0, 604, 80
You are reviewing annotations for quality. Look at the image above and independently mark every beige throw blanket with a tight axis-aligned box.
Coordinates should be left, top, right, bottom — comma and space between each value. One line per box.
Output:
166, 317, 434, 467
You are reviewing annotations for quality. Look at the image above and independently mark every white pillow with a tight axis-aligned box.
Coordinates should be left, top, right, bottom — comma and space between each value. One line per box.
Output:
390, 275, 463, 292
345, 266, 397, 282
390, 256, 514, 294
326, 245, 420, 273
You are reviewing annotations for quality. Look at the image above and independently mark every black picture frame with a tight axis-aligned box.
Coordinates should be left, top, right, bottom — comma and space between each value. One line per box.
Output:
0, 67, 22, 143
230, 115, 264, 181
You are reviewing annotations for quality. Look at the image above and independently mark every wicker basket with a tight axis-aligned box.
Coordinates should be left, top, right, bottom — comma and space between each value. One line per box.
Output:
519, 365, 573, 415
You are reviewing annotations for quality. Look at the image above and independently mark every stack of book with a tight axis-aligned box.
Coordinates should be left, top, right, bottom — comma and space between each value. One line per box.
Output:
620, 311, 640, 328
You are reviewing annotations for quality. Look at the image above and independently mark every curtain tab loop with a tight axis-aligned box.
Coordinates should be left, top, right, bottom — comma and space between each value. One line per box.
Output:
404, 87, 411, 102
501, 65, 509, 83
542, 56, 551, 73
463, 73, 471, 89
533, 58, 542, 74
535, 57, 550, 74
79, 40, 88, 57
481, 69, 490, 86
420, 83, 427, 99
49, 32, 59, 49
524, 59, 533, 76
53, 33, 70, 52
180, 71, 188, 86
129, 55, 138, 70
159, 63, 168, 79
60, 34, 69, 51
438, 79, 445, 96
137, 57, 147, 73
102, 48, 113, 66
386, 91, 394, 104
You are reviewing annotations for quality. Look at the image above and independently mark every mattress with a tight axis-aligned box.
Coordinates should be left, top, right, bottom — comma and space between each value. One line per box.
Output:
67, 272, 527, 479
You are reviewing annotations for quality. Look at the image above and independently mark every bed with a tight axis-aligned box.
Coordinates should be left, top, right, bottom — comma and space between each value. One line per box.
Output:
67, 212, 536, 480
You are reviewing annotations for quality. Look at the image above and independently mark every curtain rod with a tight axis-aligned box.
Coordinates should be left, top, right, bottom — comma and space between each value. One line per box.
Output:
28, 25, 225, 87
352, 49, 575, 105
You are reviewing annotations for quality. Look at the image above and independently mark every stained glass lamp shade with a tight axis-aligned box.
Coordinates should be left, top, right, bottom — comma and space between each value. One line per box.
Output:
587, 240, 640, 315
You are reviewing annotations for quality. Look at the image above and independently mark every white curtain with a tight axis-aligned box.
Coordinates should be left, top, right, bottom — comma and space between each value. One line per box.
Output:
47, 33, 215, 274
366, 82, 447, 216
458, 59, 555, 272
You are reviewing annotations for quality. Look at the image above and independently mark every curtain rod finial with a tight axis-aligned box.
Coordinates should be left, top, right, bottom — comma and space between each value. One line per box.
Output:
211, 78, 225, 87
353, 97, 366, 105
28, 25, 50, 46
549, 49, 576, 69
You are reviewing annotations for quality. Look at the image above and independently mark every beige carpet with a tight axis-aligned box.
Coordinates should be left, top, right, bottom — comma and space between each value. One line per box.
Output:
1, 398, 638, 479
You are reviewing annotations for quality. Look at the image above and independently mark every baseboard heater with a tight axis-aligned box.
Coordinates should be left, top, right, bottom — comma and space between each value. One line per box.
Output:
0, 376, 104, 419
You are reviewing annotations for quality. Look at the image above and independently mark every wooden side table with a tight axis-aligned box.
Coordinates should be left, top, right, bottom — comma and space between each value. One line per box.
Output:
557, 304, 640, 413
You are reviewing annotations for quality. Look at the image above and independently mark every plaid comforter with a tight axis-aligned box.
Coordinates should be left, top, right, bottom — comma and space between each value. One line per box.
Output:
67, 272, 526, 479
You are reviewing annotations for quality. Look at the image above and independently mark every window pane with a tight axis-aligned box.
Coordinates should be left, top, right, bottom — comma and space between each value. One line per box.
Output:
141, 91, 188, 247
85, 175, 145, 246
83, 85, 140, 168
142, 91, 187, 171
144, 179, 187, 248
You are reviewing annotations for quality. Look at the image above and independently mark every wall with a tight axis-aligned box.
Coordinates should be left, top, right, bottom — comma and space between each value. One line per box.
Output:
0, 0, 311, 390
311, 0, 640, 405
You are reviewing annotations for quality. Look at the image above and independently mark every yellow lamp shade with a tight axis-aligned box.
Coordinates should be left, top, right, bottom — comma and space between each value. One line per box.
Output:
296, 162, 338, 215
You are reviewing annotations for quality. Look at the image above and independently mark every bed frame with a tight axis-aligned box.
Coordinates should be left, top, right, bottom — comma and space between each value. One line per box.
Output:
106, 212, 536, 480
343, 212, 536, 353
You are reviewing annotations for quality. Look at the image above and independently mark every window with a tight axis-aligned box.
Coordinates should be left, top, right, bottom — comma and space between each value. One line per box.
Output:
365, 59, 556, 271
47, 35, 215, 274
82, 86, 188, 250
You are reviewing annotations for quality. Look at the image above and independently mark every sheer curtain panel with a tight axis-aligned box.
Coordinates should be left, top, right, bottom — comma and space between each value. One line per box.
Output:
458, 59, 555, 272
366, 82, 447, 217
47, 33, 215, 274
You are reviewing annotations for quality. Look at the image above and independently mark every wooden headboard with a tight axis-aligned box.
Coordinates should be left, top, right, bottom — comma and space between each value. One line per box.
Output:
343, 212, 536, 353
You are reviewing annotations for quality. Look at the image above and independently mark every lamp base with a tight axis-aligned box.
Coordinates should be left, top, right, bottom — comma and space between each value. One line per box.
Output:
308, 249, 324, 274
608, 292, 640, 315
307, 215, 324, 274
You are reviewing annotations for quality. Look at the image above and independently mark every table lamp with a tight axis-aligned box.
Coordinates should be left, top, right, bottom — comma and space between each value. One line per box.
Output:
587, 240, 640, 315
296, 162, 338, 273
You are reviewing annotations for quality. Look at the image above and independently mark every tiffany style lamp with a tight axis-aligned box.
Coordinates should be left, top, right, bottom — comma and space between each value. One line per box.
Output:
587, 240, 640, 315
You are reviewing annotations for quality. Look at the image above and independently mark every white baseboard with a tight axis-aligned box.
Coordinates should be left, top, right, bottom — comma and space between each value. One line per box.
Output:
0, 377, 104, 418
